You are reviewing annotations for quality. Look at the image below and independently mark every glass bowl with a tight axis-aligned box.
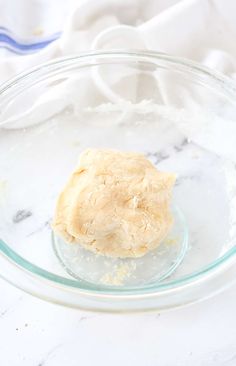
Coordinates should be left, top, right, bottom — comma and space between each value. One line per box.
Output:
0, 51, 236, 313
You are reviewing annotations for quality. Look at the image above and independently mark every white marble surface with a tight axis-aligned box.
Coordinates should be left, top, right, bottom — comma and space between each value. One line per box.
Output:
0, 278, 236, 366
1, 105, 236, 363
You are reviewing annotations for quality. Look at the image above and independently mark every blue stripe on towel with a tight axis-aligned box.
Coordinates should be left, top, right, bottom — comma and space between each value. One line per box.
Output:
0, 44, 37, 55
0, 28, 61, 54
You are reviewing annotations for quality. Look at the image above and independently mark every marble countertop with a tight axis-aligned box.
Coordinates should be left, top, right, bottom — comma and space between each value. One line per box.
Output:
0, 278, 236, 366
1, 97, 236, 364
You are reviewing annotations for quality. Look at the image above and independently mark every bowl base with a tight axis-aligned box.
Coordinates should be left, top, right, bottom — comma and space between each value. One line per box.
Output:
52, 207, 188, 288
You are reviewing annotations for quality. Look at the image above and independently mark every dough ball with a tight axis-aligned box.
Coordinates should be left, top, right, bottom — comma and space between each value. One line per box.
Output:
52, 149, 176, 258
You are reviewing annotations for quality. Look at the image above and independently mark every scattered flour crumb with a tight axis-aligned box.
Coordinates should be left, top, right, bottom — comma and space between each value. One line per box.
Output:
191, 153, 201, 159
0, 180, 8, 204
72, 140, 80, 147
100, 262, 137, 286
165, 237, 178, 245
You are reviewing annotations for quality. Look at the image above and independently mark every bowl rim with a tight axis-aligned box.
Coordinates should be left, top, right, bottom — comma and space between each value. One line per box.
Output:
0, 49, 236, 299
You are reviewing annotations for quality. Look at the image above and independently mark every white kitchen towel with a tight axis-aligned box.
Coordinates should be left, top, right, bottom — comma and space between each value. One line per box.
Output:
1, 0, 236, 162
1, 0, 236, 83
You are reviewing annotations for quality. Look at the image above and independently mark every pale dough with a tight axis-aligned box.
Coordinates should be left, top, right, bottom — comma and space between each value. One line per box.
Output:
52, 149, 176, 258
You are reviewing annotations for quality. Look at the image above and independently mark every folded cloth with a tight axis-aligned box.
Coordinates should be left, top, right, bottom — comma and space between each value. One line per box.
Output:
1, 0, 236, 83
1, 0, 236, 162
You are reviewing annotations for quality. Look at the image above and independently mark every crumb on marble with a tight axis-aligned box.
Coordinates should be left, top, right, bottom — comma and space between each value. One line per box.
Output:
0, 180, 7, 191
191, 152, 201, 159
73, 140, 81, 147
0, 180, 8, 202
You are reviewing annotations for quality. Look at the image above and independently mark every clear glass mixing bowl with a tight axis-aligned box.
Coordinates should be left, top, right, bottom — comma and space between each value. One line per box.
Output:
0, 51, 236, 312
